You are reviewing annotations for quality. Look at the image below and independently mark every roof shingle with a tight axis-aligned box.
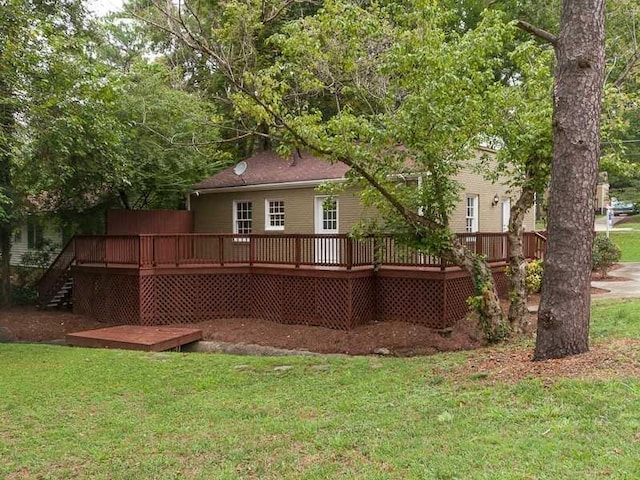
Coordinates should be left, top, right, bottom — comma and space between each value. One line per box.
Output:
192, 150, 349, 190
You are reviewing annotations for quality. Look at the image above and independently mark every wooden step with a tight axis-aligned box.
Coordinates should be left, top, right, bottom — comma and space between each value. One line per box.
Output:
66, 325, 203, 352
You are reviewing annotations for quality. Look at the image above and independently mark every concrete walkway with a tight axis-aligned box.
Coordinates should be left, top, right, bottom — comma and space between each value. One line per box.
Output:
591, 262, 640, 300
594, 215, 632, 232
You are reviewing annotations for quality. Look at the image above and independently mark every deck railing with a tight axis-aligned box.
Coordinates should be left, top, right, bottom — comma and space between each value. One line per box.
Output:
74, 232, 546, 270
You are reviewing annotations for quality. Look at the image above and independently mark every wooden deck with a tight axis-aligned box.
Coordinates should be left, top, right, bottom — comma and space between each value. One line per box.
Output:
66, 325, 203, 352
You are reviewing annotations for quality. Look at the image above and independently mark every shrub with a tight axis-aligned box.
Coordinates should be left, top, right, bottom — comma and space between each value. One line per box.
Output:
592, 235, 621, 278
526, 259, 543, 294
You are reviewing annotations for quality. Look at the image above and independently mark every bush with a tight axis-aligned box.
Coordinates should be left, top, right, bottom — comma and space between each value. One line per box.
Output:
526, 259, 543, 294
11, 285, 38, 305
592, 235, 621, 278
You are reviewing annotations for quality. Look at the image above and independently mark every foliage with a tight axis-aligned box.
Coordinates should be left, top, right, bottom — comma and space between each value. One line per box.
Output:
19, 239, 59, 271
592, 234, 621, 278
525, 259, 543, 294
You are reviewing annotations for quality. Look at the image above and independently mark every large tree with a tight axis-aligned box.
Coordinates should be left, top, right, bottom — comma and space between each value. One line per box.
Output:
534, 0, 606, 360
0, 0, 89, 305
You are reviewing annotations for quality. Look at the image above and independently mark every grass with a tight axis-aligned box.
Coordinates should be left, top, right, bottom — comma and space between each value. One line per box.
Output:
2, 302, 640, 479
610, 231, 640, 261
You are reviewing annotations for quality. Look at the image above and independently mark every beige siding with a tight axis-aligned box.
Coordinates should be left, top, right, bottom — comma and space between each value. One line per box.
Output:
192, 153, 537, 235
11, 222, 62, 266
449, 154, 536, 233
192, 186, 371, 234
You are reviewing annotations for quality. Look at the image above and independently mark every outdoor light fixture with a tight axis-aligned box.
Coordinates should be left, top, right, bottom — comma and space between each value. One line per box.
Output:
492, 194, 500, 206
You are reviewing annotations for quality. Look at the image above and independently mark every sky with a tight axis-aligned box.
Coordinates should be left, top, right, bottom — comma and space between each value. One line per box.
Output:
86, 0, 125, 17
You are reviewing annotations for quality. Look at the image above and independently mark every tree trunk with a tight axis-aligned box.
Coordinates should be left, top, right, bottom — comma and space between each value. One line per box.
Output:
507, 187, 535, 332
0, 77, 14, 306
534, 0, 605, 360
447, 239, 508, 342
0, 226, 10, 305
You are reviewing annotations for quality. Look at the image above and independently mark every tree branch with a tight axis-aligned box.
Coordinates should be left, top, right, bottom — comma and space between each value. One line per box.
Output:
613, 49, 640, 88
516, 20, 558, 47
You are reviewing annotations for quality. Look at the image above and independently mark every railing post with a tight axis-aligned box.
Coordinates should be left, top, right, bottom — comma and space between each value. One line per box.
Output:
249, 235, 255, 266
475, 233, 483, 256
346, 236, 353, 270
138, 235, 142, 267
152, 236, 156, 267
219, 236, 224, 266
174, 235, 179, 266
295, 235, 301, 268
440, 255, 446, 271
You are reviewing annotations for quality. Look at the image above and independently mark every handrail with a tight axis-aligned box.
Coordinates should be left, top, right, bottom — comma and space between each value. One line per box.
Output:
37, 237, 76, 305
73, 232, 546, 270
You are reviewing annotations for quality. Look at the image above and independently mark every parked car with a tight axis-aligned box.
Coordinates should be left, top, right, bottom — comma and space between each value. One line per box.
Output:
612, 201, 638, 216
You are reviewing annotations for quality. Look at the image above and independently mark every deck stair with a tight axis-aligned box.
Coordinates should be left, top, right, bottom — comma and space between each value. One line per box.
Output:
38, 238, 75, 309
46, 277, 73, 308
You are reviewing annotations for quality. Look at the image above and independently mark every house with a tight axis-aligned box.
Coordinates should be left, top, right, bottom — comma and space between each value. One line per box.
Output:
38, 149, 545, 332
188, 149, 536, 237
595, 172, 610, 214
11, 217, 63, 267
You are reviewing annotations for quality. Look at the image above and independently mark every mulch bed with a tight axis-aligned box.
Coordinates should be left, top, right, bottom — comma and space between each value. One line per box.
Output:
0, 305, 489, 356
0, 276, 619, 357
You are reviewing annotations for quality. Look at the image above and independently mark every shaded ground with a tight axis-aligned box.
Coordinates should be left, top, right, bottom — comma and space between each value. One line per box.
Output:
0, 269, 625, 356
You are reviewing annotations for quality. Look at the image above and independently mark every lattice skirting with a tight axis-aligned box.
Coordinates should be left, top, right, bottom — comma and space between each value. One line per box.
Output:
73, 265, 508, 330
73, 268, 140, 324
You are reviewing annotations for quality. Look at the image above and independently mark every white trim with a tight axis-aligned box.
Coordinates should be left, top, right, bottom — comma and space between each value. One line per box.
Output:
501, 198, 511, 232
195, 178, 345, 195
232, 200, 253, 239
465, 195, 479, 233
264, 199, 285, 231
314, 196, 339, 234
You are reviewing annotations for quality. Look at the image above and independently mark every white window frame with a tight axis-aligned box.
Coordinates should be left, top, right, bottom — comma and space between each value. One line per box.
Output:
233, 200, 253, 241
265, 199, 285, 231
314, 196, 339, 234
465, 195, 479, 233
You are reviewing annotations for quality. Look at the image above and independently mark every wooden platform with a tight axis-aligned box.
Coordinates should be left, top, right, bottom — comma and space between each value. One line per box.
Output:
66, 325, 203, 352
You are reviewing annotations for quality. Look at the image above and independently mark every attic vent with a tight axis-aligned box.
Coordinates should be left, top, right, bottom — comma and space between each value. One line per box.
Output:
233, 161, 247, 176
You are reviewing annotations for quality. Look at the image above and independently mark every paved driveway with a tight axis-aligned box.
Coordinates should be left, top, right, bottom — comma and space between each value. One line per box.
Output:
592, 262, 640, 300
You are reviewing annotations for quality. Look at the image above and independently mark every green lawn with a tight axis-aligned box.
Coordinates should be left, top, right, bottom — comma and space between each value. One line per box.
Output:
2, 301, 640, 479
610, 231, 640, 261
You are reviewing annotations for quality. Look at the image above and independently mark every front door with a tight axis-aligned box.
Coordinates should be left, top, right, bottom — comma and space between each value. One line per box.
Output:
314, 196, 339, 264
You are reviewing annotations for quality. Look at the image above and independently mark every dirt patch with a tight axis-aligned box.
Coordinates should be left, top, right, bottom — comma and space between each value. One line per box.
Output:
591, 263, 630, 282
0, 307, 105, 342
453, 338, 640, 385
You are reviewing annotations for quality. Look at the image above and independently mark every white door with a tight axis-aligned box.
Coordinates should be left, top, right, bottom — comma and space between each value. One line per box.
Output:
314, 196, 339, 264
501, 198, 511, 232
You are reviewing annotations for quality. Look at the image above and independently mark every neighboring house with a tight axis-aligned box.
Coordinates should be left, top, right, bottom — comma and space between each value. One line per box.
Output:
595, 172, 610, 214
189, 149, 536, 235
11, 218, 63, 267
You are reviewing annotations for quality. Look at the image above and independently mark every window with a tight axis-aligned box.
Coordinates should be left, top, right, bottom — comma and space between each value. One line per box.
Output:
322, 197, 338, 231
233, 201, 253, 237
465, 195, 479, 233
27, 221, 44, 249
265, 200, 285, 231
